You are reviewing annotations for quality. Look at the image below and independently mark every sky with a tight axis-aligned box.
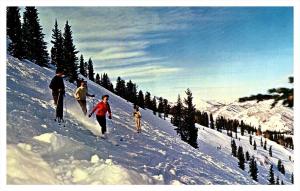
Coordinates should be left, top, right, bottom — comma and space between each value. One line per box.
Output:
32, 7, 293, 107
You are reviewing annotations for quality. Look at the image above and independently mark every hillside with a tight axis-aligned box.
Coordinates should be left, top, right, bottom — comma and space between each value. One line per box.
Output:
197, 99, 293, 133
6, 55, 293, 185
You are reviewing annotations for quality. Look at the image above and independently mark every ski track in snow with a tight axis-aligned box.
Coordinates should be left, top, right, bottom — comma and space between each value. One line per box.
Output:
6, 55, 293, 185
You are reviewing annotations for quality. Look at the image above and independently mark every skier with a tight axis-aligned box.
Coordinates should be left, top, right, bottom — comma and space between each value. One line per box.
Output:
88, 95, 112, 137
133, 106, 142, 133
49, 68, 65, 122
74, 81, 95, 115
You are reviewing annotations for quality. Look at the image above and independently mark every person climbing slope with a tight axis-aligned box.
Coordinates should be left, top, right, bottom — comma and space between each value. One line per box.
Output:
88, 95, 112, 138
74, 81, 95, 115
133, 106, 142, 133
49, 68, 65, 122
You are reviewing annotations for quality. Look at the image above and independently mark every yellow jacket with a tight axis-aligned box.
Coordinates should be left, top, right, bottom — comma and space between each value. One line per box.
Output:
74, 87, 88, 100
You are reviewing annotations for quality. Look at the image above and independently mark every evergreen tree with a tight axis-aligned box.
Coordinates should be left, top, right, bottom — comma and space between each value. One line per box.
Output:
172, 95, 183, 129
281, 165, 285, 175
163, 99, 170, 120
83, 61, 88, 77
137, 90, 145, 109
152, 97, 157, 115
115, 77, 126, 98
249, 156, 258, 181
22, 7, 49, 66
269, 146, 272, 157
157, 97, 164, 118
7, 7, 25, 58
245, 151, 250, 161
237, 146, 245, 170
277, 159, 282, 172
95, 73, 100, 85
253, 140, 257, 150
260, 137, 263, 147
268, 165, 275, 185
209, 113, 215, 129
88, 58, 94, 81
144, 92, 152, 109
276, 176, 280, 185
50, 19, 64, 68
125, 80, 137, 104
249, 135, 253, 145
240, 120, 245, 136
264, 140, 267, 150
181, 89, 198, 148
79, 54, 85, 76
281, 180, 284, 185
231, 139, 237, 157
291, 173, 294, 184
62, 21, 78, 82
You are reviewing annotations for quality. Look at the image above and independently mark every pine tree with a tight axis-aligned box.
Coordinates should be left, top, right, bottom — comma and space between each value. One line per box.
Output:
253, 140, 257, 150
152, 97, 157, 115
50, 19, 64, 68
281, 180, 284, 185
264, 140, 267, 150
277, 159, 282, 172
249, 156, 258, 181
163, 99, 170, 120
22, 7, 49, 66
115, 77, 126, 98
144, 92, 152, 109
249, 135, 252, 145
62, 21, 78, 82
83, 61, 88, 77
240, 120, 245, 136
231, 139, 237, 157
268, 165, 275, 185
281, 165, 285, 175
157, 97, 164, 118
276, 176, 280, 185
269, 146, 272, 157
137, 90, 145, 109
237, 146, 245, 170
125, 80, 137, 104
181, 89, 198, 148
88, 58, 94, 81
95, 73, 100, 85
79, 54, 85, 76
172, 95, 183, 129
260, 137, 263, 147
245, 151, 250, 161
291, 173, 294, 184
7, 7, 25, 58
209, 113, 215, 129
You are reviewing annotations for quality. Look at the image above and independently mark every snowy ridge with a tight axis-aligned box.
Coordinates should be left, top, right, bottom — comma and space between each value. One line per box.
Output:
7, 55, 293, 184
197, 99, 293, 133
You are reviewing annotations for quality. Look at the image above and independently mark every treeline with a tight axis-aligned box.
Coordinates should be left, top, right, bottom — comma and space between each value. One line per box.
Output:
7, 7, 81, 83
264, 130, 294, 149
7, 7, 49, 67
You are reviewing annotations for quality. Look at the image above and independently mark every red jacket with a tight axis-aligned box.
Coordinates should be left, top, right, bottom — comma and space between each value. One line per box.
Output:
91, 101, 112, 117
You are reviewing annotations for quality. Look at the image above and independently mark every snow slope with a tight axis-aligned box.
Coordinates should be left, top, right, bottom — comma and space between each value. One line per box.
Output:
197, 99, 293, 133
6, 55, 293, 185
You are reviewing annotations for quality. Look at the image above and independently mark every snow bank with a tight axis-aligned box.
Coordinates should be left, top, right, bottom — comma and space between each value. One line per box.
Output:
7, 144, 59, 184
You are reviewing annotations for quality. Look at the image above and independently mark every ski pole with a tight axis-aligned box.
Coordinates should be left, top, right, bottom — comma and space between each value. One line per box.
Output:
64, 93, 68, 120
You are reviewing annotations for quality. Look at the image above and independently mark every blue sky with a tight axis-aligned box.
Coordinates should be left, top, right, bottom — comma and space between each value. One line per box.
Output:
35, 7, 293, 106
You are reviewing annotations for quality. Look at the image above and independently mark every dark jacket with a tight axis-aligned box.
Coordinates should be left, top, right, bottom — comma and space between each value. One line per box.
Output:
49, 75, 65, 96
